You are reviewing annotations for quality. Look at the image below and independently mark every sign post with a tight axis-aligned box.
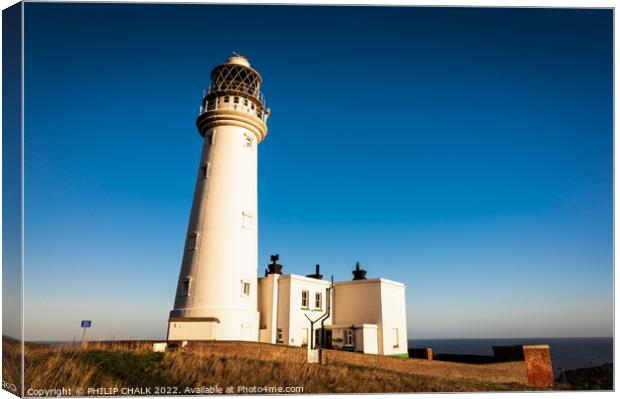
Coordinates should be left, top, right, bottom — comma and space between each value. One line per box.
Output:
80, 320, 92, 348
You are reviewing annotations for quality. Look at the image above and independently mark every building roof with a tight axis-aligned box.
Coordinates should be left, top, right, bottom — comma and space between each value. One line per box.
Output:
333, 277, 406, 288
259, 273, 405, 288
258, 273, 331, 286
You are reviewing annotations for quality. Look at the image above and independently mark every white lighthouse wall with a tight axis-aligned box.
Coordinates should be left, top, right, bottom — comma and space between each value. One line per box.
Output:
168, 124, 259, 341
190, 126, 258, 312
168, 320, 217, 340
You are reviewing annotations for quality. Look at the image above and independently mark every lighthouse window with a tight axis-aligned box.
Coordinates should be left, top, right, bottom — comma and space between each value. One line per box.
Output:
242, 212, 254, 230
199, 163, 209, 179
315, 292, 322, 309
224, 96, 230, 103
251, 103, 255, 110
301, 290, 309, 308
244, 99, 248, 106
180, 277, 191, 297
186, 233, 198, 251
277, 328, 283, 343
241, 281, 251, 297
234, 96, 240, 104
244, 133, 254, 148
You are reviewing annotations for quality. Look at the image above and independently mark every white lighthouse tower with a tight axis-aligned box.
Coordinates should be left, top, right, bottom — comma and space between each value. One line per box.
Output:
167, 55, 269, 341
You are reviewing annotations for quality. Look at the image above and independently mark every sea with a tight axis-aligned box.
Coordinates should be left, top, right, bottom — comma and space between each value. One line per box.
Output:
408, 337, 613, 376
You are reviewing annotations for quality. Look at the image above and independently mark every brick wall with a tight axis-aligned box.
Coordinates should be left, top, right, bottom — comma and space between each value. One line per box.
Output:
522, 345, 554, 387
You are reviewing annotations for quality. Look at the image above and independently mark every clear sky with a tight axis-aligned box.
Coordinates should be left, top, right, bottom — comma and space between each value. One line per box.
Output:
22, 4, 612, 341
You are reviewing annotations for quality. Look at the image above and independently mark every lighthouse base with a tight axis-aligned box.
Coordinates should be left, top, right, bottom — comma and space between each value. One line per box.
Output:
167, 309, 259, 342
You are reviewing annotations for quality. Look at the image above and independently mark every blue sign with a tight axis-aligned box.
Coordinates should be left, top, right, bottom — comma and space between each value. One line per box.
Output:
81, 320, 92, 328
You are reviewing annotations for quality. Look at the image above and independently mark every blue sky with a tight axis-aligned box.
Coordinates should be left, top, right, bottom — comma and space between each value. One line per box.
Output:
22, 4, 612, 340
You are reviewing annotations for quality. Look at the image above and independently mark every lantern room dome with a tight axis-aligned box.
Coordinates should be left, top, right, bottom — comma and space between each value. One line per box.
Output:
225, 54, 251, 67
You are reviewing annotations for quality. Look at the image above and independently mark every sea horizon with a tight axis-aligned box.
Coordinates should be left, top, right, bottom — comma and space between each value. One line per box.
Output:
408, 336, 613, 376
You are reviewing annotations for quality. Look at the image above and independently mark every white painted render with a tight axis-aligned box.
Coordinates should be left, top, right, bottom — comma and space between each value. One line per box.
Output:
258, 274, 332, 346
257, 274, 407, 356
377, 279, 409, 355
332, 278, 408, 355
361, 324, 379, 354
257, 274, 280, 343
168, 56, 267, 341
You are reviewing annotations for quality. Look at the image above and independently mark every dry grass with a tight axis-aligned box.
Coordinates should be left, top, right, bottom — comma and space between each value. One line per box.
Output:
161, 342, 533, 393
12, 339, 539, 396
324, 346, 529, 384
2, 336, 22, 396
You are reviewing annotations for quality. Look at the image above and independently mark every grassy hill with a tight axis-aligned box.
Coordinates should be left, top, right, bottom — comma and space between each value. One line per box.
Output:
4, 338, 546, 394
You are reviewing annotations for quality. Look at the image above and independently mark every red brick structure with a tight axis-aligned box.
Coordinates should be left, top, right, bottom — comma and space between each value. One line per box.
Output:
522, 345, 554, 387
492, 344, 554, 387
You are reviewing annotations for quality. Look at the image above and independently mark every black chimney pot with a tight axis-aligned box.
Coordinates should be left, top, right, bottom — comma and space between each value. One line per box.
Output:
352, 261, 367, 280
266, 254, 283, 276
306, 264, 324, 280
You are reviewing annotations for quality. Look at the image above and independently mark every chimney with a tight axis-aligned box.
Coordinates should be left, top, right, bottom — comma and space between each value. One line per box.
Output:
265, 254, 283, 276
352, 261, 367, 280
306, 264, 324, 280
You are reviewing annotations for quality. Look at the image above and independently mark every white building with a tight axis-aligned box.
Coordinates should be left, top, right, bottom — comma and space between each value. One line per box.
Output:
168, 56, 409, 357
257, 257, 408, 356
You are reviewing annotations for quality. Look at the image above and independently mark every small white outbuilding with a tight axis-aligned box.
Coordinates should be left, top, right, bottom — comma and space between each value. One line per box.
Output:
257, 258, 409, 357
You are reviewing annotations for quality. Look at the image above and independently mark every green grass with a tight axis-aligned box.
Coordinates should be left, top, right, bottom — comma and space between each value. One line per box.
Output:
75, 351, 166, 387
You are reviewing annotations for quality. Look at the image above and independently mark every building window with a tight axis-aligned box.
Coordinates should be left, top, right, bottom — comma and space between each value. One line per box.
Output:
345, 329, 354, 346
241, 281, 251, 297
180, 277, 191, 297
242, 212, 254, 230
393, 328, 399, 348
234, 96, 240, 104
277, 328, 283, 343
186, 232, 198, 251
315, 292, 322, 309
224, 96, 229, 103
301, 290, 309, 308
